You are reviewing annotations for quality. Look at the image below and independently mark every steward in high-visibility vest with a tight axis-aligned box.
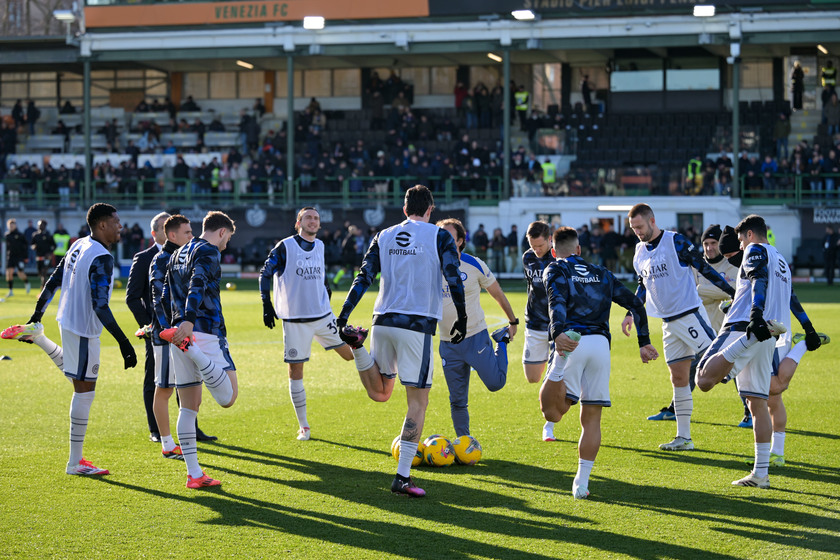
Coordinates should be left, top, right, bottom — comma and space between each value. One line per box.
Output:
515, 86, 530, 130
822, 61, 836, 88
542, 159, 556, 184
53, 229, 70, 257
767, 228, 776, 246
686, 156, 703, 194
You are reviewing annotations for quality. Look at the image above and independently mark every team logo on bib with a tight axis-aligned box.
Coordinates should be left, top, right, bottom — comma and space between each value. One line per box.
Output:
396, 232, 412, 247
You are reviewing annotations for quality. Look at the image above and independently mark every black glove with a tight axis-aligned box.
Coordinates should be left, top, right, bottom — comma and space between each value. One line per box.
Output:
746, 308, 771, 342
263, 300, 276, 329
336, 316, 347, 330
28, 311, 43, 324
119, 338, 138, 369
450, 314, 467, 344
802, 321, 822, 351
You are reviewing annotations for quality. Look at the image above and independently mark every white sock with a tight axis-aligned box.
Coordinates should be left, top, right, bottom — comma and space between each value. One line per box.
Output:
673, 385, 693, 440
161, 434, 176, 453
353, 346, 375, 371
185, 345, 234, 407
289, 378, 308, 429
68, 391, 95, 466
543, 421, 555, 436
33, 334, 63, 370
722, 332, 756, 363
786, 341, 807, 364
754, 442, 771, 478
771, 431, 786, 456
574, 458, 594, 488
396, 440, 418, 478
177, 407, 203, 478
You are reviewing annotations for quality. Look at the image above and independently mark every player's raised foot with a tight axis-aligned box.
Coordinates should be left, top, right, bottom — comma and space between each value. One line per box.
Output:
186, 471, 221, 489
1, 322, 44, 343
732, 471, 769, 489
339, 325, 368, 349
737, 415, 753, 429
491, 326, 510, 344
793, 332, 831, 345
159, 327, 192, 352
66, 458, 109, 475
572, 483, 590, 500
162, 446, 184, 460
391, 475, 425, 497
770, 453, 785, 467
296, 427, 311, 441
135, 324, 153, 339
542, 422, 556, 442
766, 319, 787, 338
659, 436, 694, 451
647, 407, 676, 421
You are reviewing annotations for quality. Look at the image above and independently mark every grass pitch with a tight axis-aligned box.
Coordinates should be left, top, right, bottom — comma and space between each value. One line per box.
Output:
0, 284, 838, 559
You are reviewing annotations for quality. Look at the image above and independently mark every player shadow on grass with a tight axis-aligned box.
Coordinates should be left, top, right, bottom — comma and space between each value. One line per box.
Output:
97, 462, 745, 560
592, 478, 840, 556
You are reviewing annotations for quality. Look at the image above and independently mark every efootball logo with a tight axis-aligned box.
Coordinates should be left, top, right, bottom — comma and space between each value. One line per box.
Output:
574, 264, 589, 276
396, 232, 412, 247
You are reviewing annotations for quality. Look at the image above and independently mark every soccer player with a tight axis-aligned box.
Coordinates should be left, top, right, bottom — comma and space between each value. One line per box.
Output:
521, 220, 558, 441
31, 220, 56, 288
161, 211, 239, 488
260, 207, 356, 441
622, 203, 734, 451
541, 226, 658, 499
5, 218, 31, 297
694, 214, 814, 488
148, 214, 196, 459
126, 212, 169, 444
2, 203, 138, 475
714, 224, 827, 472
436, 218, 518, 438
337, 185, 466, 498
693, 224, 751, 428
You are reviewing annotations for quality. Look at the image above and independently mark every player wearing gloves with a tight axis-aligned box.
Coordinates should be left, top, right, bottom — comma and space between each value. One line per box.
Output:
715, 225, 828, 470
695, 214, 814, 489
259, 207, 355, 441
2, 203, 137, 476
337, 185, 466, 498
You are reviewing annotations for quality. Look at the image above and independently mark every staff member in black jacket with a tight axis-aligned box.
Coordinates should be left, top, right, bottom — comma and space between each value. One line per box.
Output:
126, 212, 216, 443
5, 218, 30, 298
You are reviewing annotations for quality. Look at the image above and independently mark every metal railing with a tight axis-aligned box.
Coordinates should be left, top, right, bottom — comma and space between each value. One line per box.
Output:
0, 175, 505, 209
739, 173, 840, 205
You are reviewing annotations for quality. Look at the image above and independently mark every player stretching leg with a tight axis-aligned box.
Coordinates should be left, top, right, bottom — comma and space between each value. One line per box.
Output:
522, 221, 558, 441
436, 218, 518, 438
161, 211, 239, 488
148, 215, 196, 460
696, 215, 791, 488
623, 204, 734, 451
541, 227, 658, 499
338, 185, 466, 497
260, 207, 356, 441
3, 204, 137, 475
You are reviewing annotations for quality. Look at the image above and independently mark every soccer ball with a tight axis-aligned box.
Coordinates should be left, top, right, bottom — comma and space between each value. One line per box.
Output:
423, 436, 455, 467
452, 436, 482, 465
225, 282, 237, 290
423, 434, 446, 447
114, 280, 123, 288
390, 435, 425, 467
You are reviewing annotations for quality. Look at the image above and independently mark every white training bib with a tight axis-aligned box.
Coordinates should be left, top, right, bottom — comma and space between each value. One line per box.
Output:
634, 230, 702, 318
57, 237, 113, 337
273, 237, 331, 320
374, 219, 443, 319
